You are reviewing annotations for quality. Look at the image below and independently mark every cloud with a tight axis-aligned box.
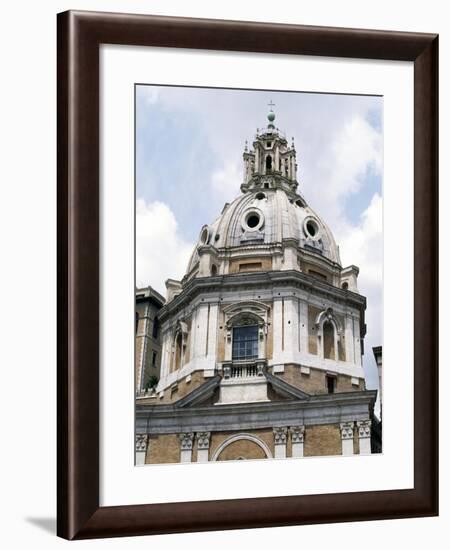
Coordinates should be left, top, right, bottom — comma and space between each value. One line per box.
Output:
136, 199, 193, 296
304, 114, 382, 231
211, 160, 242, 200
339, 193, 383, 400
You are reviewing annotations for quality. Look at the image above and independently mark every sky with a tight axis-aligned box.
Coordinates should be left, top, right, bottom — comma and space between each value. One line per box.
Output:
135, 84, 383, 400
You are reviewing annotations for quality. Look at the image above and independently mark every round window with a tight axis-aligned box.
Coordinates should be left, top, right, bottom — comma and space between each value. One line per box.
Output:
303, 217, 320, 240
242, 209, 264, 232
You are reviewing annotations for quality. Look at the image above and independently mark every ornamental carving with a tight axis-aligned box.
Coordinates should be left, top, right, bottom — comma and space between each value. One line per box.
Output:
290, 426, 305, 444
273, 426, 288, 445
135, 434, 148, 452
340, 422, 354, 440
357, 420, 372, 439
196, 432, 211, 450
179, 432, 194, 451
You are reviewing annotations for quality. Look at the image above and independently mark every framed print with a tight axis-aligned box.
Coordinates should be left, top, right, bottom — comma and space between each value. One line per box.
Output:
57, 10, 438, 540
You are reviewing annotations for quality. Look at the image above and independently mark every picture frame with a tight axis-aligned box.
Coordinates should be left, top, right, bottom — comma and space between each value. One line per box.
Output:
57, 10, 438, 540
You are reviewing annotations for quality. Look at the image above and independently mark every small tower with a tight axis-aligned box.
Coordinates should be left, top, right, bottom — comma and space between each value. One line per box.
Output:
241, 103, 298, 194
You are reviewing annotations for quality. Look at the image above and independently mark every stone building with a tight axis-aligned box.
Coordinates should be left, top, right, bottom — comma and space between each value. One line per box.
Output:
136, 108, 378, 465
135, 286, 165, 394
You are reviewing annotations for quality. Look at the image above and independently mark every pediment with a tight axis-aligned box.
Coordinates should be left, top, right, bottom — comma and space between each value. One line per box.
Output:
265, 371, 311, 402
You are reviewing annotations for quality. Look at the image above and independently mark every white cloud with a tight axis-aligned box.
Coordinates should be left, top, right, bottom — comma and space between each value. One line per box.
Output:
304, 114, 382, 230
339, 193, 383, 399
136, 199, 194, 296
211, 160, 242, 200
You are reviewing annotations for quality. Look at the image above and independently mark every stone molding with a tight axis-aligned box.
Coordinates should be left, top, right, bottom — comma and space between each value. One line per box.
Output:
158, 270, 366, 323
340, 422, 355, 440
179, 432, 194, 451
135, 434, 148, 452
196, 431, 211, 450
273, 426, 288, 445
290, 425, 305, 444
357, 420, 372, 438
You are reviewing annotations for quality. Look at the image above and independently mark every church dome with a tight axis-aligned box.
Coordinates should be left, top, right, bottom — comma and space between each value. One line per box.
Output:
185, 186, 341, 277
178, 109, 349, 292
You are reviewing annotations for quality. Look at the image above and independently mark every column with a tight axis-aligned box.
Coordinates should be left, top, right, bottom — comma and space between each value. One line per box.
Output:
290, 426, 305, 458
273, 427, 287, 459
179, 432, 194, 463
196, 432, 211, 462
135, 434, 148, 466
340, 422, 355, 456
357, 420, 372, 455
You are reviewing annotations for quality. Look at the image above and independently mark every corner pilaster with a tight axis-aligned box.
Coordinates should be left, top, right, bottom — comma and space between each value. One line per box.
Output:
340, 422, 355, 456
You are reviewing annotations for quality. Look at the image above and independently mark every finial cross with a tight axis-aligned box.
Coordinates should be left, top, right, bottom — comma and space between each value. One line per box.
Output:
268, 100, 275, 111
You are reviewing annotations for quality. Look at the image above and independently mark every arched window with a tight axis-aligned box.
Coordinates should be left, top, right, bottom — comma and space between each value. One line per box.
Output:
341, 282, 349, 290
211, 264, 218, 276
265, 155, 272, 171
323, 320, 335, 360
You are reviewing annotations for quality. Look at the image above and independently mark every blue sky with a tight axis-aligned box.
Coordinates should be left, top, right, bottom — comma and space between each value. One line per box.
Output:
136, 84, 383, 397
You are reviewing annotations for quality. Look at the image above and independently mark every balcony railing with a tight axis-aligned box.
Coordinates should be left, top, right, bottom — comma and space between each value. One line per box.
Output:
222, 359, 266, 379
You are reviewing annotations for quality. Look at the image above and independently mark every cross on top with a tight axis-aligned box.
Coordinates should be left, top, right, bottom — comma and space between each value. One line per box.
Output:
268, 100, 275, 111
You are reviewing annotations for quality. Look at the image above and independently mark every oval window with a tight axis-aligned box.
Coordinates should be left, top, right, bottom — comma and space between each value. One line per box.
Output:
303, 217, 320, 240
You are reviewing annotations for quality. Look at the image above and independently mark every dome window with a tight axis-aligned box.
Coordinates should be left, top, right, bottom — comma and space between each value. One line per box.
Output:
199, 226, 210, 245
242, 209, 264, 232
255, 192, 266, 200
303, 217, 320, 240
247, 214, 260, 228
295, 198, 306, 208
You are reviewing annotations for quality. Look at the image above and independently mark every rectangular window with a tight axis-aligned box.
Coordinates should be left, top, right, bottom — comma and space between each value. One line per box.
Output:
232, 325, 259, 360
152, 318, 159, 339
152, 351, 157, 367
326, 375, 336, 394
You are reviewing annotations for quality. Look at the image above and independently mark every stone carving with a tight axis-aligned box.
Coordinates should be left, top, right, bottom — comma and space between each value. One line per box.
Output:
135, 434, 148, 452
179, 432, 194, 451
290, 426, 305, 444
340, 422, 354, 440
196, 432, 211, 450
357, 420, 372, 438
273, 426, 288, 445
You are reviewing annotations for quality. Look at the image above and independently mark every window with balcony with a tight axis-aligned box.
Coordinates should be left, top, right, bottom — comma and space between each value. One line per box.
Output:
232, 325, 259, 360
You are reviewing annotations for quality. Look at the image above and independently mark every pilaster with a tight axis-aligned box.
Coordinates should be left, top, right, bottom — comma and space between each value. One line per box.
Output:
273, 427, 288, 459
340, 422, 355, 456
179, 432, 194, 463
196, 432, 211, 462
357, 420, 372, 455
135, 434, 148, 465
290, 425, 305, 458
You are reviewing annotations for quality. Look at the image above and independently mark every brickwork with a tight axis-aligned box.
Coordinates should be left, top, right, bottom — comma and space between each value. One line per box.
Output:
303, 424, 341, 456
273, 364, 363, 395
146, 434, 180, 464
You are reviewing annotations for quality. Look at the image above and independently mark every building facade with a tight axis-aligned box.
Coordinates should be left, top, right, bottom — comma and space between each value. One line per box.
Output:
135, 286, 165, 394
136, 109, 378, 465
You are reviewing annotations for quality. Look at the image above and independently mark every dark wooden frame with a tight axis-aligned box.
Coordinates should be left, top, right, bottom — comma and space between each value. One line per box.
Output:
57, 10, 438, 540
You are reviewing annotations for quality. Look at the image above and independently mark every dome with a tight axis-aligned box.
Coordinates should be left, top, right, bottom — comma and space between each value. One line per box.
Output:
184, 186, 341, 278
179, 112, 348, 290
